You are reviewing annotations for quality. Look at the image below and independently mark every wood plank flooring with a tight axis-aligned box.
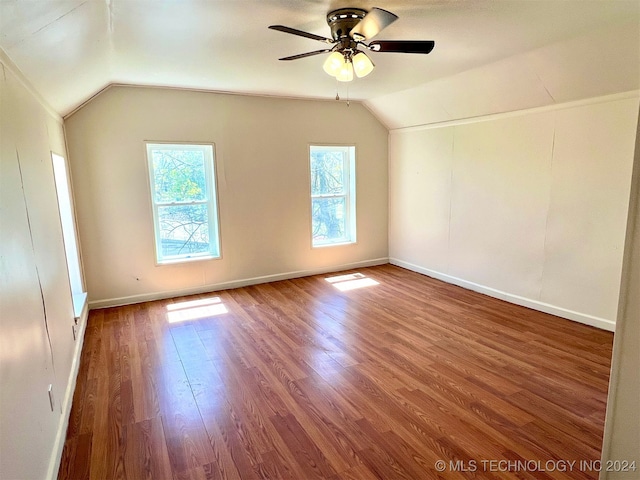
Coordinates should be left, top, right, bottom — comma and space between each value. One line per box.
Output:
59, 265, 614, 480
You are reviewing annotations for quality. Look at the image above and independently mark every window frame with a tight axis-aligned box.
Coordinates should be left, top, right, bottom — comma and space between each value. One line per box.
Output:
51, 151, 87, 318
309, 144, 357, 247
145, 142, 221, 265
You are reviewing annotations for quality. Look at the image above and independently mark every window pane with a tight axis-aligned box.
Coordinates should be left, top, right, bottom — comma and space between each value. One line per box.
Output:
312, 197, 346, 243
51, 153, 83, 296
158, 204, 211, 257
152, 149, 207, 203
310, 149, 345, 195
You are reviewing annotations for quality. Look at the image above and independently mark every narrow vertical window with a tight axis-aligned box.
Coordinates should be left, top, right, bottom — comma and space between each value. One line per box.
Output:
51, 152, 86, 317
310, 145, 356, 247
146, 143, 220, 264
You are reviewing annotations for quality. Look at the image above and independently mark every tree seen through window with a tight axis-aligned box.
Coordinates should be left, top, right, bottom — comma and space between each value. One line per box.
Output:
310, 146, 356, 246
147, 144, 220, 262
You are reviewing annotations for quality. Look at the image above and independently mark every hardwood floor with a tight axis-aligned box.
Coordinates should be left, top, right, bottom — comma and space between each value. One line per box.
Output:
59, 265, 614, 480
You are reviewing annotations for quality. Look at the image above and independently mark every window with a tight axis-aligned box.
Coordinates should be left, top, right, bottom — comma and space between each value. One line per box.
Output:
146, 143, 220, 264
310, 145, 356, 246
51, 152, 86, 318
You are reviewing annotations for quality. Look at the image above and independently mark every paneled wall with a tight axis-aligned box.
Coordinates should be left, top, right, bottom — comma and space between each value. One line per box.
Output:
0, 54, 83, 479
389, 95, 639, 330
65, 86, 389, 307
601, 107, 640, 477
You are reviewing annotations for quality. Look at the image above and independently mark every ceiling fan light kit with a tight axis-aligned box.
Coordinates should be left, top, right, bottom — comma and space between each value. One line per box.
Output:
336, 58, 354, 82
352, 51, 375, 78
269, 7, 435, 83
323, 50, 373, 81
323, 51, 345, 76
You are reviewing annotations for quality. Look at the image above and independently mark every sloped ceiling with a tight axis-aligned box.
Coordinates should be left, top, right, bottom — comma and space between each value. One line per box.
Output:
367, 19, 640, 129
1, 0, 639, 119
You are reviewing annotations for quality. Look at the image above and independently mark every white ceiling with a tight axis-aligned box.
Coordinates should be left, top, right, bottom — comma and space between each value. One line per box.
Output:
1, 0, 639, 116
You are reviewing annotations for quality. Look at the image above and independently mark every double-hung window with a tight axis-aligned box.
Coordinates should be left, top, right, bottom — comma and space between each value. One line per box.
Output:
146, 143, 220, 264
310, 145, 356, 247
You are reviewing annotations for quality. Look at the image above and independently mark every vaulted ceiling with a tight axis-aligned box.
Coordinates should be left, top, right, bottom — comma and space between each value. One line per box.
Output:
1, 0, 639, 120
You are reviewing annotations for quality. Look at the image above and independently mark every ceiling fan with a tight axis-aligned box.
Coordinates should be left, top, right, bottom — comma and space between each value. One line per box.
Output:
269, 7, 435, 82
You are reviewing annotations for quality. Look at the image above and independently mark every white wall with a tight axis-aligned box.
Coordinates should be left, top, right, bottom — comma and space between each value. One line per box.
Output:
601, 108, 640, 479
389, 94, 639, 330
0, 52, 86, 479
64, 86, 389, 307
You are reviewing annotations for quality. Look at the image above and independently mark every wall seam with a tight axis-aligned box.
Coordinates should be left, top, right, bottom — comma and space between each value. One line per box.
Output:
538, 113, 557, 301
15, 148, 58, 381
446, 127, 455, 273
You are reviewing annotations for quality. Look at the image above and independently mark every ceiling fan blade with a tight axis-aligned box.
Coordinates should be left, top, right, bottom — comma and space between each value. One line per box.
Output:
350, 8, 398, 41
269, 25, 334, 44
278, 49, 332, 61
369, 40, 435, 54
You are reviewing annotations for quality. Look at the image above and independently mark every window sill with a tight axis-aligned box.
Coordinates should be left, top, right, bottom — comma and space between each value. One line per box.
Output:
312, 240, 356, 248
72, 292, 88, 320
156, 255, 220, 266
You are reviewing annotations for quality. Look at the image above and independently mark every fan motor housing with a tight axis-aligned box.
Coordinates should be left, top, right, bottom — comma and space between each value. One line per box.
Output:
326, 8, 367, 40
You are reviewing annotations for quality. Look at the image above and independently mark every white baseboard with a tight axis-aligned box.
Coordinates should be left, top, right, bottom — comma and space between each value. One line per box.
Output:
390, 258, 616, 332
46, 298, 90, 480
89, 257, 390, 309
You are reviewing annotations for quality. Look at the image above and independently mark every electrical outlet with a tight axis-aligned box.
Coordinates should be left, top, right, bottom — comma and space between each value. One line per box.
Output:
48, 384, 55, 411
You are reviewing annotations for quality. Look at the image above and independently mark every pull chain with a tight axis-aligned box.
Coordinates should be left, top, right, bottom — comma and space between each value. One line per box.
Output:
335, 79, 350, 106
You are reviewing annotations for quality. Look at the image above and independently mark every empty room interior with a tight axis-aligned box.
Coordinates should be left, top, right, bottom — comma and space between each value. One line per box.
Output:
1, 1, 640, 479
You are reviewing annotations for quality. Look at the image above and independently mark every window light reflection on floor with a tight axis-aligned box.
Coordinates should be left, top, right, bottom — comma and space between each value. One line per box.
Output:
166, 296, 228, 323
325, 272, 380, 291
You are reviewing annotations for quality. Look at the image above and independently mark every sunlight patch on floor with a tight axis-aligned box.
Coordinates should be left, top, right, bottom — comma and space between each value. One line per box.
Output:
325, 272, 380, 291
166, 296, 228, 323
